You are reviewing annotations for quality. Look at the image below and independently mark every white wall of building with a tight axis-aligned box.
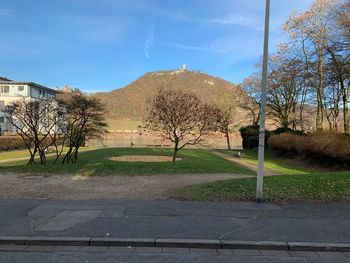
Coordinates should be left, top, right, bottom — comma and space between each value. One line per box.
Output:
0, 83, 56, 134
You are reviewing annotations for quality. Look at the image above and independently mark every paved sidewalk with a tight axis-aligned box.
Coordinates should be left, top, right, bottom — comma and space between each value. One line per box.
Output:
0, 199, 349, 244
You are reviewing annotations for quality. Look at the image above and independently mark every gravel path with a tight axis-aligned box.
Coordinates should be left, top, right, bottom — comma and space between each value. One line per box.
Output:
212, 151, 278, 176
0, 172, 253, 200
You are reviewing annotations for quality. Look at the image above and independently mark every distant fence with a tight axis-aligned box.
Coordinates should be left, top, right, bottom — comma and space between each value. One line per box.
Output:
87, 132, 243, 149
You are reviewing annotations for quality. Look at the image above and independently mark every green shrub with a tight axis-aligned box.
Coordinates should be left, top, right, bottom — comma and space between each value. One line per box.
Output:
0, 136, 26, 151
268, 132, 350, 168
239, 125, 271, 149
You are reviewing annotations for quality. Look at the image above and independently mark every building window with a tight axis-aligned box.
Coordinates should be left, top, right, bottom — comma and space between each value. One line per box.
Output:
0, 117, 4, 123
18, 86, 24, 91
0, 86, 9, 94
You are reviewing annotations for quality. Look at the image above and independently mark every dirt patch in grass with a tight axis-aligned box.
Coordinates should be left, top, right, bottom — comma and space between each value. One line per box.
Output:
109, 155, 182, 162
0, 172, 252, 200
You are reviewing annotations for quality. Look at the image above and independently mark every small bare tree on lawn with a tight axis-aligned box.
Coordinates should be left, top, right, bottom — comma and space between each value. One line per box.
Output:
4, 98, 64, 165
144, 88, 216, 163
213, 101, 235, 150
59, 91, 106, 164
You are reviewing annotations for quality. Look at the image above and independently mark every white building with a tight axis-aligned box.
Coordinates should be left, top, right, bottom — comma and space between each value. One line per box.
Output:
0, 77, 57, 134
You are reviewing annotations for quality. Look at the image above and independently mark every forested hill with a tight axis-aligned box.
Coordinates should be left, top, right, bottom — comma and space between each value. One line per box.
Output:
93, 68, 244, 120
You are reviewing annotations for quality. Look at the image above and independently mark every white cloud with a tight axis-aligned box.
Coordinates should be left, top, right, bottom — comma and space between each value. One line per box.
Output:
0, 42, 23, 58
0, 9, 13, 16
157, 41, 228, 53
207, 14, 259, 28
144, 23, 155, 59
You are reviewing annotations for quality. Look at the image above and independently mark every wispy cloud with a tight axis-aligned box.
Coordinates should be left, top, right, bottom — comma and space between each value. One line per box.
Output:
0, 42, 23, 58
207, 14, 259, 29
135, 3, 261, 30
0, 9, 13, 16
157, 41, 228, 53
144, 23, 155, 59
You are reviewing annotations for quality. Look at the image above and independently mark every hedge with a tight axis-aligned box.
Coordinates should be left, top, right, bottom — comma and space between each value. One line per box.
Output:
268, 132, 350, 168
0, 136, 27, 151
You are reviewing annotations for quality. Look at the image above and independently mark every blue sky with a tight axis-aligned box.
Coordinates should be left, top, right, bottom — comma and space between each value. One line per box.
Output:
0, 0, 313, 92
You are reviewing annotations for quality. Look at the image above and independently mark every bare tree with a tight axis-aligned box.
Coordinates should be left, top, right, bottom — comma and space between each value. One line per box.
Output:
3, 98, 64, 165
267, 48, 305, 129
58, 91, 106, 164
284, 0, 337, 131
326, 0, 350, 133
144, 88, 216, 163
240, 73, 262, 126
212, 98, 236, 150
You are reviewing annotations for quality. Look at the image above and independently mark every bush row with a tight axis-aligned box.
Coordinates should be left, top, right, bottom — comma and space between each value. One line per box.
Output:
268, 132, 350, 168
0, 136, 27, 151
239, 125, 304, 149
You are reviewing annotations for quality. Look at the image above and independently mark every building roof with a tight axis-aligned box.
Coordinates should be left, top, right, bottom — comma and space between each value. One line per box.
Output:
0, 81, 57, 93
0, 77, 12, 82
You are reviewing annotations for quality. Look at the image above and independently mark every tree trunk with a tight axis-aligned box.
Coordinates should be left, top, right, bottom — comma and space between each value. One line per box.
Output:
62, 147, 73, 164
172, 142, 178, 163
225, 131, 231, 150
316, 89, 324, 131
72, 147, 79, 164
27, 147, 37, 166
316, 49, 324, 131
343, 85, 349, 134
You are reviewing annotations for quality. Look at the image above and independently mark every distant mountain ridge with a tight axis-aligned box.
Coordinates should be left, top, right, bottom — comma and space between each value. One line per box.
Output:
93, 67, 245, 121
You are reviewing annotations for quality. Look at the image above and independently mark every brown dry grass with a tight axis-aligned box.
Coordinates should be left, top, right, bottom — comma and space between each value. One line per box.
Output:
268, 132, 350, 167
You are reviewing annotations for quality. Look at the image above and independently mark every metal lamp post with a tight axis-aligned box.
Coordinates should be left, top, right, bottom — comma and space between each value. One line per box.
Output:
256, 0, 270, 203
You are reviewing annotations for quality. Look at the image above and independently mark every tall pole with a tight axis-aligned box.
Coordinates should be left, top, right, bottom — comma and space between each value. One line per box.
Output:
256, 0, 270, 203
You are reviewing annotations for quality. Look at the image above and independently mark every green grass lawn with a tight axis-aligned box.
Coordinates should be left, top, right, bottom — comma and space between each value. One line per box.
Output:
0, 149, 32, 161
175, 149, 350, 202
175, 171, 350, 202
0, 147, 253, 176
219, 149, 313, 175
0, 147, 94, 162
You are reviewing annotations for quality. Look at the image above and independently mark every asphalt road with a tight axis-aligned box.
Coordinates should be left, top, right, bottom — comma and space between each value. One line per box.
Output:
0, 246, 350, 263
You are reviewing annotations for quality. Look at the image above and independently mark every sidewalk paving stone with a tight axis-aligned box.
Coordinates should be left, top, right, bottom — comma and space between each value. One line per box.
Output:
161, 247, 190, 254
107, 246, 135, 253
80, 246, 109, 252
288, 251, 319, 258
260, 250, 290, 257
189, 248, 218, 254
135, 247, 162, 253
232, 249, 262, 256
316, 251, 348, 259
53, 246, 83, 252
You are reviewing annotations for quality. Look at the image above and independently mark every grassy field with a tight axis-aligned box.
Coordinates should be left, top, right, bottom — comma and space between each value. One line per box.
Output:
0, 147, 94, 162
175, 149, 350, 202
0, 148, 253, 176
219, 149, 313, 175
0, 149, 32, 161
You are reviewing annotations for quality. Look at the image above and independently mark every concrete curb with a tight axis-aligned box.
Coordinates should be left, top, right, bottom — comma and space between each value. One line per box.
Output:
0, 237, 349, 252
